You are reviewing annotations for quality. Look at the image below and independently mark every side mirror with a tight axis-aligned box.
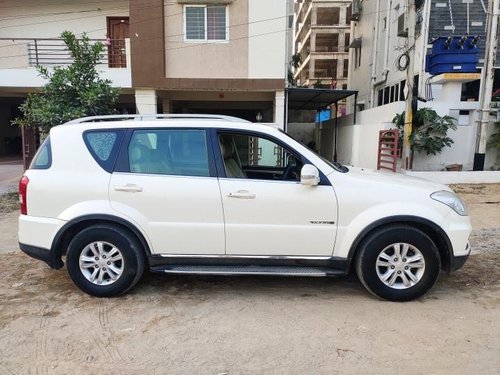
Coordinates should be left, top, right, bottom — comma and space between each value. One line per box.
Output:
300, 164, 320, 186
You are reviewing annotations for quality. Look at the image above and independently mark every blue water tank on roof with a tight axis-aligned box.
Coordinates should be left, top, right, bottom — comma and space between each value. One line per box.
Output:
425, 36, 479, 75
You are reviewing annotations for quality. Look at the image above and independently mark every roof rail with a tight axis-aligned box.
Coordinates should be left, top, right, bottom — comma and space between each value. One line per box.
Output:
65, 114, 250, 124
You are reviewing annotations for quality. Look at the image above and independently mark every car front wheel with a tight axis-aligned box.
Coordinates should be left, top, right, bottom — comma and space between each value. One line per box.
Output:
355, 225, 441, 301
66, 224, 145, 297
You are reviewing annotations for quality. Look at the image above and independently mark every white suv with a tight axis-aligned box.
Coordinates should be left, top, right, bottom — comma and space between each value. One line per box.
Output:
18, 115, 471, 301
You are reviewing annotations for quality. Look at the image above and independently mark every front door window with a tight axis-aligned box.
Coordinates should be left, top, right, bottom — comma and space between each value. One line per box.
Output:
219, 133, 303, 181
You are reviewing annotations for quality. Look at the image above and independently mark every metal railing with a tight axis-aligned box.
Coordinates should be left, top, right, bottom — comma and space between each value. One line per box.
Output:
0, 37, 127, 68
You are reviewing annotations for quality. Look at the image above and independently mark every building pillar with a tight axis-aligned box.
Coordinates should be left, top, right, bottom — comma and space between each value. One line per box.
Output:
337, 58, 344, 83
340, 6, 347, 25
274, 90, 286, 130
309, 56, 316, 86
135, 89, 157, 114
339, 31, 345, 52
125, 38, 131, 69
311, 5, 318, 26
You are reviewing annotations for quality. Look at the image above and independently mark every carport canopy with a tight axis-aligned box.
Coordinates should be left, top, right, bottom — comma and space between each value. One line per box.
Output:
286, 87, 358, 111
284, 87, 358, 163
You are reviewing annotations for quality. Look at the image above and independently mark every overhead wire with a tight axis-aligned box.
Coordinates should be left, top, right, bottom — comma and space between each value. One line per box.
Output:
0, 2, 398, 60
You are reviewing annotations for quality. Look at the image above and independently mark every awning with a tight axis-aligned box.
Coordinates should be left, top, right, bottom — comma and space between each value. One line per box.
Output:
286, 87, 358, 111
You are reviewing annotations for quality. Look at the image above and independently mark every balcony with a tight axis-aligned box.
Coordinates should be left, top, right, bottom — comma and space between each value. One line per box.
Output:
0, 37, 129, 68
0, 37, 131, 88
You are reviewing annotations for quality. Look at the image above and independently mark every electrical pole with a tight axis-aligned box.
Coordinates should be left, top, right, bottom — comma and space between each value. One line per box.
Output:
474, 0, 499, 170
402, 0, 416, 170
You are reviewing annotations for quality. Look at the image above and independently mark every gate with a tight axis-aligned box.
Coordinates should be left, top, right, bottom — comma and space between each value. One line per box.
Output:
377, 129, 399, 172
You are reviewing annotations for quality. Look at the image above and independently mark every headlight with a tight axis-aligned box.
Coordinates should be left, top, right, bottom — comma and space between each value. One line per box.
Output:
431, 191, 468, 216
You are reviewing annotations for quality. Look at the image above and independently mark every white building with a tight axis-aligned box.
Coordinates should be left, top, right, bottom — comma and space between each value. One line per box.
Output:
339, 0, 499, 171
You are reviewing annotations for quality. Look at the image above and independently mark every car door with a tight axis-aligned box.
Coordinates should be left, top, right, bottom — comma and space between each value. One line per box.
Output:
216, 130, 338, 256
109, 128, 225, 255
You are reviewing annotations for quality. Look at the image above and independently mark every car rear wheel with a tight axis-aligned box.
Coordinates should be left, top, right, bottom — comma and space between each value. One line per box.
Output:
66, 224, 145, 297
355, 225, 441, 301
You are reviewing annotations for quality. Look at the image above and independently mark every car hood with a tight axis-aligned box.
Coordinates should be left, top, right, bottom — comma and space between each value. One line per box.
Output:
334, 167, 452, 194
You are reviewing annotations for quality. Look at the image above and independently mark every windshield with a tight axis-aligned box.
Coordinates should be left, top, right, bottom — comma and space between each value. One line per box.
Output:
279, 129, 349, 173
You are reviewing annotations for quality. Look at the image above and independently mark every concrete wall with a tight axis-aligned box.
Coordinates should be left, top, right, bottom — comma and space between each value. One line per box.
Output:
164, 1, 248, 79
351, 110, 397, 169
287, 123, 315, 147
0, 41, 29, 69
327, 102, 404, 169
329, 99, 499, 171
248, 0, 287, 79
163, 0, 287, 80
0, 66, 132, 90
406, 171, 500, 184
410, 101, 479, 171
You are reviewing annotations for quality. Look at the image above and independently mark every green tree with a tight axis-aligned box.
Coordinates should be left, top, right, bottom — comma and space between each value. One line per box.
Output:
488, 89, 500, 149
13, 31, 119, 133
287, 53, 302, 87
392, 108, 457, 167
488, 122, 500, 149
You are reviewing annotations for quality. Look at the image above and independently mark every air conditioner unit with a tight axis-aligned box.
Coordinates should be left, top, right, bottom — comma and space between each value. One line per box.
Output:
351, 0, 361, 21
397, 13, 408, 37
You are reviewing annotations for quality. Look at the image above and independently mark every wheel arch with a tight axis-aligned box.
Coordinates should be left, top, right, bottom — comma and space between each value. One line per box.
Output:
348, 216, 453, 272
51, 214, 152, 265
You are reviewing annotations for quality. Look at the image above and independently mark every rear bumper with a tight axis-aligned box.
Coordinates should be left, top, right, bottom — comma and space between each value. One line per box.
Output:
19, 242, 64, 269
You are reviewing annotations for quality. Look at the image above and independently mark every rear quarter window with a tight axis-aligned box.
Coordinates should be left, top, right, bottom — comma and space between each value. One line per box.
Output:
83, 130, 125, 172
30, 136, 52, 170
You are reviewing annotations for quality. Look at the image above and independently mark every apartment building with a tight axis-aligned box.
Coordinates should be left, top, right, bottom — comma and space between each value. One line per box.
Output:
293, 0, 352, 89
0, 0, 292, 160
130, 0, 290, 126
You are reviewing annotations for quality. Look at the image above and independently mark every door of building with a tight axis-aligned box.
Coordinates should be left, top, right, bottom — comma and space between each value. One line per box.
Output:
107, 17, 129, 68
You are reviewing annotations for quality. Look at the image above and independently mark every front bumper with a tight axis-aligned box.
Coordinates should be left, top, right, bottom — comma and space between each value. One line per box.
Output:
450, 242, 471, 272
19, 242, 64, 269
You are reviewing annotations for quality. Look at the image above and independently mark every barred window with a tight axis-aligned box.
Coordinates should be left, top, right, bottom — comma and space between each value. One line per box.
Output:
185, 5, 227, 41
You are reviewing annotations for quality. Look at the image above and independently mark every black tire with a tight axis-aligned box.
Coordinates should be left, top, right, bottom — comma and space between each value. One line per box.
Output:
66, 224, 145, 297
355, 225, 441, 302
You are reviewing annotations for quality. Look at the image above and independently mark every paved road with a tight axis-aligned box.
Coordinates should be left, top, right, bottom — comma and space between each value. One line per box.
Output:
0, 159, 23, 194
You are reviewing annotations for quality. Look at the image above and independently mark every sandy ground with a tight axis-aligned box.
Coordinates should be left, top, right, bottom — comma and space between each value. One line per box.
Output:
0, 184, 499, 374
0, 159, 22, 194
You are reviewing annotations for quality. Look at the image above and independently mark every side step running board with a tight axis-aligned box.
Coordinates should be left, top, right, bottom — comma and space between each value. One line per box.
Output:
150, 265, 345, 277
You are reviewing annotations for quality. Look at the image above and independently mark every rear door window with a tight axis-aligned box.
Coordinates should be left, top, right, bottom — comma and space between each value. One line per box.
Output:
127, 129, 211, 177
83, 130, 125, 172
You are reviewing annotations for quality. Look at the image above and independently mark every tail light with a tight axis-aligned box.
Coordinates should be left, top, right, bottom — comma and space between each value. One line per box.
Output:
19, 176, 29, 215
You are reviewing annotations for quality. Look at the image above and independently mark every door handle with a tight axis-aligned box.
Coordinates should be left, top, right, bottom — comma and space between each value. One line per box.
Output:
114, 184, 143, 193
227, 190, 256, 199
